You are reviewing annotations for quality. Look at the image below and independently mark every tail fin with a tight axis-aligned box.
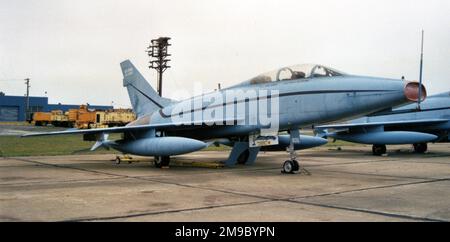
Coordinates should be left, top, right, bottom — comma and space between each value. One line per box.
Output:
120, 60, 172, 117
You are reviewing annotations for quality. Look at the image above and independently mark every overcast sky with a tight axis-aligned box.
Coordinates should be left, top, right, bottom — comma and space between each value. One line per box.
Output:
1, 0, 449, 107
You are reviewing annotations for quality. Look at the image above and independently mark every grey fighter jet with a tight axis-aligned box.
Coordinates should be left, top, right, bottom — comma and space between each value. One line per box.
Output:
23, 60, 425, 173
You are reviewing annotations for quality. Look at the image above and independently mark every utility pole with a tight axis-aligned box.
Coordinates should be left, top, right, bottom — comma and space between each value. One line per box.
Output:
147, 37, 171, 97
417, 30, 424, 110
24, 78, 30, 121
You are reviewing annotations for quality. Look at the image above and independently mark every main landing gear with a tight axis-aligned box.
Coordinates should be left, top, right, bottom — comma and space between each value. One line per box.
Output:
154, 156, 170, 168
413, 143, 428, 153
282, 140, 300, 174
372, 143, 429, 155
372, 144, 386, 156
237, 149, 250, 164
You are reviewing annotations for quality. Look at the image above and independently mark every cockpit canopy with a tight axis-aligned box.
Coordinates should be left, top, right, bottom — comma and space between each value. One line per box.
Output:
247, 64, 346, 85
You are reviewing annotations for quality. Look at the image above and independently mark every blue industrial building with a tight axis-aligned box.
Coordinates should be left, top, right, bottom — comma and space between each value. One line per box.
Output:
0, 94, 113, 121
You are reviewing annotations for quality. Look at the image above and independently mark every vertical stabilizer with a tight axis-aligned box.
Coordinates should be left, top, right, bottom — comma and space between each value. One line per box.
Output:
120, 60, 172, 117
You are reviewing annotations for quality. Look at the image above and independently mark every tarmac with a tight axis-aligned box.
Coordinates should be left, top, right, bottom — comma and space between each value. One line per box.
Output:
1, 143, 450, 222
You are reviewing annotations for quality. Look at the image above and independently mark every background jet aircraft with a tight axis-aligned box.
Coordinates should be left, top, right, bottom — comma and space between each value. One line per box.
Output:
23, 60, 425, 173
316, 91, 449, 155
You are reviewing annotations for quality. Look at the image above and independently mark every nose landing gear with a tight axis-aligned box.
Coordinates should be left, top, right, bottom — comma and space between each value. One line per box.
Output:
282, 137, 300, 174
281, 129, 310, 175
282, 159, 299, 174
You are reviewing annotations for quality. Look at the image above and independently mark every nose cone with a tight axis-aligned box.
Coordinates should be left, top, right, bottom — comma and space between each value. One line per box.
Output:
404, 81, 427, 102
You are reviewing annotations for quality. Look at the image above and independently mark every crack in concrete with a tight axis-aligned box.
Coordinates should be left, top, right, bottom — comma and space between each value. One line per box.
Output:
61, 200, 271, 222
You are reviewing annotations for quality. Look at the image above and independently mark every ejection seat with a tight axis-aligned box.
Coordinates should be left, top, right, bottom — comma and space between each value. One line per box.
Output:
291, 71, 306, 79
250, 75, 272, 85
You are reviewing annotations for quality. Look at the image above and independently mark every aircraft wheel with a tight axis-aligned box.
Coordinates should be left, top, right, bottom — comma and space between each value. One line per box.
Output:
161, 156, 170, 166
282, 160, 295, 174
154, 156, 162, 168
237, 150, 250, 164
292, 160, 300, 172
413, 143, 428, 153
115, 156, 121, 164
372, 144, 386, 156
155, 156, 170, 168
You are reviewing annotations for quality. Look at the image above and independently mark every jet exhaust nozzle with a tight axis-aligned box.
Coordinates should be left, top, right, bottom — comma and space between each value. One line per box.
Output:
404, 81, 427, 102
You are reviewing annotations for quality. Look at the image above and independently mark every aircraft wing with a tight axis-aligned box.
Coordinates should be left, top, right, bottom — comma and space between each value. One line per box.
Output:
22, 118, 242, 137
316, 118, 449, 130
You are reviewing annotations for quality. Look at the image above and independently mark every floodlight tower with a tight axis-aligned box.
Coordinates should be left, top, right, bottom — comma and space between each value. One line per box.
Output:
147, 37, 171, 97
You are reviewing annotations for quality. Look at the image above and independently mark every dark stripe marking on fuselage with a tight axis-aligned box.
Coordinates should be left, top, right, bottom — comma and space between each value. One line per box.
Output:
369, 106, 450, 117
158, 89, 398, 118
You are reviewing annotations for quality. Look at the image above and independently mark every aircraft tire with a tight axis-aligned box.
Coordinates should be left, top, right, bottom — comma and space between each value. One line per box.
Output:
161, 156, 170, 166
154, 156, 170, 167
292, 160, 300, 172
237, 150, 250, 164
115, 156, 121, 164
413, 143, 428, 153
281, 160, 295, 174
372, 144, 386, 156
154, 156, 162, 168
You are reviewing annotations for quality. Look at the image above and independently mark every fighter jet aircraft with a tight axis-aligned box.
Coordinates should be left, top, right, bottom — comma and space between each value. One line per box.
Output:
315, 91, 449, 155
23, 60, 425, 173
